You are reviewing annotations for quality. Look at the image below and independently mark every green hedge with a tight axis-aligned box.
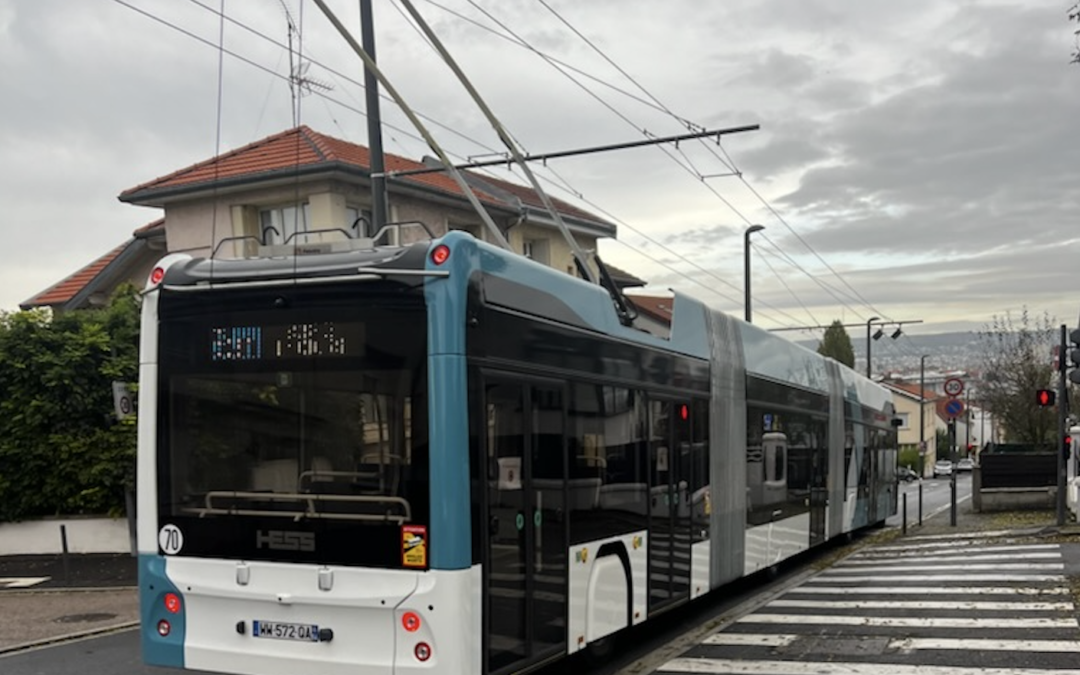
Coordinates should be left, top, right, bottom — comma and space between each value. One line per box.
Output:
0, 287, 139, 521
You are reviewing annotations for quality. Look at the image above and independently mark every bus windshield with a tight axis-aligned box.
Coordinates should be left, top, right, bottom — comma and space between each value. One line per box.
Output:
155, 288, 429, 567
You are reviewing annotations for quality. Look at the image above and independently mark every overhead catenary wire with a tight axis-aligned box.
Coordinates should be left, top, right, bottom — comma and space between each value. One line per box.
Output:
456, 0, 891, 324
116, 0, 880, 330
310, 0, 512, 250
395, 0, 598, 283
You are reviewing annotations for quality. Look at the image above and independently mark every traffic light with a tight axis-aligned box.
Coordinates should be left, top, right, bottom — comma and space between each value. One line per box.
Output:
1065, 436, 1073, 462
1069, 328, 1080, 386
1036, 389, 1056, 407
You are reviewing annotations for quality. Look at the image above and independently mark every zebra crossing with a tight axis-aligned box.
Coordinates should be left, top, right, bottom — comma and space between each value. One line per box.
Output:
651, 534, 1080, 674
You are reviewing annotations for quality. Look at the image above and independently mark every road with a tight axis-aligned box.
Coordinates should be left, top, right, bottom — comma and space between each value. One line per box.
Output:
888, 472, 973, 528
0, 473, 998, 675
645, 531, 1080, 674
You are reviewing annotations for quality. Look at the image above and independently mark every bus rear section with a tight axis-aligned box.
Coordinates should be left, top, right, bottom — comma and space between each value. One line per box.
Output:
137, 258, 478, 675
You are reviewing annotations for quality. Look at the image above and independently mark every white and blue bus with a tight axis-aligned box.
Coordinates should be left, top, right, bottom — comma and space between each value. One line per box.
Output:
136, 230, 897, 675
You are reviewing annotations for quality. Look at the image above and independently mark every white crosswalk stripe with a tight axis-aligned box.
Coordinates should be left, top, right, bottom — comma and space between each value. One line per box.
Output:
651, 539, 1080, 675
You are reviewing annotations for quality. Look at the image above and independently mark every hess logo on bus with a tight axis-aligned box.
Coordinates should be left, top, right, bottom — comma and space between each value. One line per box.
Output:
256, 530, 315, 552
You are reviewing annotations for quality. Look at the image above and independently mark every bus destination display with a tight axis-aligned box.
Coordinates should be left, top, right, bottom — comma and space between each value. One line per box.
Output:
210, 322, 363, 361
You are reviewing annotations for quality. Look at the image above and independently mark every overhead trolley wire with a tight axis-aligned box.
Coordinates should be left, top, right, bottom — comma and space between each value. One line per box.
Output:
115, 0, 860, 330
516, 0, 892, 323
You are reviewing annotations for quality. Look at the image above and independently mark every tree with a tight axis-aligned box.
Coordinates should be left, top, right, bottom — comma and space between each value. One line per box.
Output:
1071, 3, 1079, 64
0, 285, 140, 521
976, 308, 1057, 445
817, 320, 855, 368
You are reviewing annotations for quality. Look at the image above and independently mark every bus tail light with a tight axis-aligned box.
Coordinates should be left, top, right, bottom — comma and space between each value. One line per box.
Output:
414, 642, 432, 662
431, 244, 451, 266
157, 619, 171, 637
149, 266, 166, 286
164, 592, 182, 614
402, 611, 421, 632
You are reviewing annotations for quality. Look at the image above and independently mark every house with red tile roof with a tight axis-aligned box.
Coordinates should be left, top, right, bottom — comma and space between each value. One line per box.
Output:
881, 380, 939, 476
24, 126, 633, 311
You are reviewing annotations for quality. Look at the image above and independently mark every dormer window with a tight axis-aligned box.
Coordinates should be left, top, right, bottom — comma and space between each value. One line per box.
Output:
260, 203, 310, 245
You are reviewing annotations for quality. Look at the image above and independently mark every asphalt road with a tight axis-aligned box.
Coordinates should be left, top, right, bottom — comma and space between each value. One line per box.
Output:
887, 473, 974, 528
0, 474, 1006, 675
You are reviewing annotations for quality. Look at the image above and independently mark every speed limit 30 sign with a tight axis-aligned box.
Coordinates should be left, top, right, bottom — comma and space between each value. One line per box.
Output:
944, 377, 964, 397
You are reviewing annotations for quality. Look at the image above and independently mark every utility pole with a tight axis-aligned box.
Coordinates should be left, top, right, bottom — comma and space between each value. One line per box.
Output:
360, 0, 388, 233
1058, 324, 1068, 526
744, 225, 764, 323
920, 355, 927, 477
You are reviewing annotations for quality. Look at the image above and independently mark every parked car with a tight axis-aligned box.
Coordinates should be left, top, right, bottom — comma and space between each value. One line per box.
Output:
897, 466, 920, 482
933, 460, 954, 477
956, 457, 974, 472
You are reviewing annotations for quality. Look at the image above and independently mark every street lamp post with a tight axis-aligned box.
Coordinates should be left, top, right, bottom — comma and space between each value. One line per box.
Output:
865, 317, 880, 378
920, 354, 927, 477
744, 225, 765, 323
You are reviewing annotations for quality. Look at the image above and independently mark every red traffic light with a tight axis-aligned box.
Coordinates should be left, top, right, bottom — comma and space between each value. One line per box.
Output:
1036, 389, 1056, 407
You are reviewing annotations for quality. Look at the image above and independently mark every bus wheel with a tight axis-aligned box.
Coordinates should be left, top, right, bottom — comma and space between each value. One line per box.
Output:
586, 636, 616, 663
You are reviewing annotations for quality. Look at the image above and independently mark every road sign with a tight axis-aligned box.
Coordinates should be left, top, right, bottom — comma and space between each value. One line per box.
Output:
945, 398, 964, 418
112, 381, 133, 420
943, 377, 964, 397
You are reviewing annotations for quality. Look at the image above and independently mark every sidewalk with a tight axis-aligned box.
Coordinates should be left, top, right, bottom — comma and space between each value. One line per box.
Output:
0, 553, 138, 654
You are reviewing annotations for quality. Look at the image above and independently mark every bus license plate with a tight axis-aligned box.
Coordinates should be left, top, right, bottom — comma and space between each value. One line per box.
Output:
252, 620, 319, 642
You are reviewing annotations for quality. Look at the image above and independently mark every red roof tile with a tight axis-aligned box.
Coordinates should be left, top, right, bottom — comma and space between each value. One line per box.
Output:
469, 170, 604, 223
885, 381, 940, 401
22, 243, 130, 309
626, 294, 674, 325
121, 126, 514, 210
20, 220, 164, 309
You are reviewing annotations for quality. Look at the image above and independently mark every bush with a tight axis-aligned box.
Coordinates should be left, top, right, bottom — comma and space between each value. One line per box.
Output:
0, 287, 139, 521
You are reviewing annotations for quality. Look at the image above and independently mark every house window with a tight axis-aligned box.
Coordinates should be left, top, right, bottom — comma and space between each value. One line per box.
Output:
895, 412, 910, 430
346, 206, 375, 237
522, 239, 549, 265
260, 203, 309, 244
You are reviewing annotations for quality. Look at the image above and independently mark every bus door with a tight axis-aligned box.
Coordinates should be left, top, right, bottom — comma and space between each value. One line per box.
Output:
483, 379, 567, 674
647, 399, 692, 614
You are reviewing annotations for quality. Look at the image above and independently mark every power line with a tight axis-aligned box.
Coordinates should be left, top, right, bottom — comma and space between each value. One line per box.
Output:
116, 0, 870, 329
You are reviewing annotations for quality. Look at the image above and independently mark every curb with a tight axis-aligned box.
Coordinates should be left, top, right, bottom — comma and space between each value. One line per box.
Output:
0, 621, 139, 656
0, 585, 138, 596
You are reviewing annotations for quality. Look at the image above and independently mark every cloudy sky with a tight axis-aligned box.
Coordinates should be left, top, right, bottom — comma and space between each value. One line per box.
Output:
1, 1, 1077, 349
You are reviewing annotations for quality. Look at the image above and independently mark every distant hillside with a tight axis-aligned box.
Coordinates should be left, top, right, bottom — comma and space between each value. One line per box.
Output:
794, 331, 983, 375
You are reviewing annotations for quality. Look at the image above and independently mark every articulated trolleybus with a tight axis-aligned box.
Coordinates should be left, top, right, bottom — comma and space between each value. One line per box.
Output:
137, 229, 897, 675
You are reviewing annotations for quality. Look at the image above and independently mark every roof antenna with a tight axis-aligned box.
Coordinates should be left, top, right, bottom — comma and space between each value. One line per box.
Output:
280, 0, 331, 127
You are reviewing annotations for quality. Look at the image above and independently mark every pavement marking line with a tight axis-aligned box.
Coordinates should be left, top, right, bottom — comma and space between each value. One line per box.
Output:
868, 541, 1058, 553
657, 658, 1080, 675
890, 637, 1080, 653
735, 613, 1077, 629
828, 562, 1064, 573
702, 634, 801, 647
766, 599, 1075, 611
0, 577, 51, 589
807, 573, 1066, 583
844, 552, 1061, 564
788, 586, 1068, 595
904, 529, 1030, 541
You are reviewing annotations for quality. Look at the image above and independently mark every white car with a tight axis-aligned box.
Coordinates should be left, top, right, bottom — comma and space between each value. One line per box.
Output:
933, 460, 953, 477
956, 457, 975, 472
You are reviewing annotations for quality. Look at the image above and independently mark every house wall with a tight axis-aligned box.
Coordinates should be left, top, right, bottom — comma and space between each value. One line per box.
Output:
890, 393, 938, 477
159, 182, 599, 285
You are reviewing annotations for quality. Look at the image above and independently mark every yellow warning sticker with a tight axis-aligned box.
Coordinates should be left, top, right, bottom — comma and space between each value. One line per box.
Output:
402, 525, 427, 568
